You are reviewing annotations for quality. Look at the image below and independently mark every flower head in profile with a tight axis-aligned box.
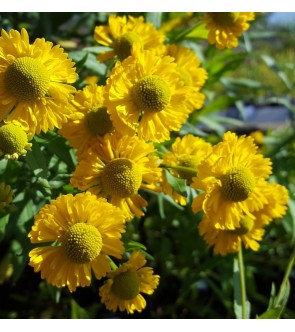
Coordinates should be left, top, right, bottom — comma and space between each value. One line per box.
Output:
202, 12, 255, 49
161, 134, 212, 205
94, 15, 165, 62
198, 182, 289, 255
105, 50, 204, 143
70, 133, 161, 220
0, 122, 32, 159
191, 131, 272, 230
0, 182, 13, 212
59, 84, 114, 160
28, 192, 126, 292
0, 28, 78, 135
99, 251, 160, 314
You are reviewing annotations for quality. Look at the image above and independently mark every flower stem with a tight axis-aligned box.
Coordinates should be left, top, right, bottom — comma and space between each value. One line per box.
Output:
274, 248, 295, 307
160, 163, 197, 175
238, 247, 247, 319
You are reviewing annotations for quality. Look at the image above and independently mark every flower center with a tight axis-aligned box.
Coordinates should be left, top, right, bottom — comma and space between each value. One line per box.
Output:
210, 13, 240, 26
113, 32, 143, 61
0, 124, 29, 155
111, 271, 141, 300
85, 106, 114, 136
63, 223, 102, 264
219, 166, 255, 202
131, 75, 171, 113
4, 57, 50, 102
229, 216, 255, 236
102, 158, 142, 198
176, 67, 193, 86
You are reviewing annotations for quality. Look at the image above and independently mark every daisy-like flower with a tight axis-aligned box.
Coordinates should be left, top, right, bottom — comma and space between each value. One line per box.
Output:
161, 134, 212, 205
94, 15, 165, 62
198, 182, 289, 255
164, 45, 207, 111
28, 192, 126, 292
202, 12, 255, 49
191, 131, 272, 230
70, 133, 161, 220
0, 182, 13, 212
105, 50, 204, 143
0, 28, 78, 135
59, 84, 114, 160
0, 122, 32, 159
99, 251, 160, 314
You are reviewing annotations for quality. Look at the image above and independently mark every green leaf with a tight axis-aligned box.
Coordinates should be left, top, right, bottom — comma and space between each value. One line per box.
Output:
71, 299, 89, 319
26, 140, 48, 178
185, 22, 208, 39
164, 169, 187, 197
0, 214, 10, 242
257, 308, 284, 319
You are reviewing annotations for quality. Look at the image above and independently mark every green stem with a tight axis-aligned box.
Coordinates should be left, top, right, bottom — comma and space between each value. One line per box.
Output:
160, 163, 197, 175
274, 249, 295, 307
238, 247, 247, 319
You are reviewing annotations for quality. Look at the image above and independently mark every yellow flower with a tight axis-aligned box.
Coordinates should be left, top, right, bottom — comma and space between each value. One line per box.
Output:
99, 251, 160, 314
70, 133, 161, 220
0, 28, 78, 135
0, 182, 13, 212
198, 182, 289, 255
164, 45, 207, 111
0, 122, 32, 159
191, 131, 272, 230
202, 13, 255, 49
161, 134, 212, 205
28, 192, 126, 292
199, 214, 265, 255
59, 84, 114, 160
105, 50, 204, 143
249, 130, 264, 150
94, 15, 165, 62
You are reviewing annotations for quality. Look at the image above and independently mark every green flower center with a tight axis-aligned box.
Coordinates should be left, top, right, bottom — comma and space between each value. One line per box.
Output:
102, 158, 142, 198
85, 106, 114, 136
177, 155, 198, 184
63, 223, 102, 264
0, 124, 29, 155
113, 32, 143, 61
4, 57, 50, 102
176, 67, 193, 86
219, 166, 255, 202
210, 13, 240, 26
229, 216, 254, 235
111, 271, 141, 300
132, 75, 171, 113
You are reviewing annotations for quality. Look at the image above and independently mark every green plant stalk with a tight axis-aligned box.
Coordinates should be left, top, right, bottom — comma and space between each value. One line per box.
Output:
160, 163, 197, 176
238, 248, 247, 319
274, 248, 295, 307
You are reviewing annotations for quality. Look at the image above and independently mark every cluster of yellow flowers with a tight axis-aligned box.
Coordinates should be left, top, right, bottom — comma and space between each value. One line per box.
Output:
0, 13, 289, 315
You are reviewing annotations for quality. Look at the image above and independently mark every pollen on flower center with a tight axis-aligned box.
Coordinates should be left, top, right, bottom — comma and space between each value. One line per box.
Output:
85, 106, 114, 136
102, 158, 142, 198
219, 166, 255, 202
229, 216, 255, 236
210, 13, 240, 26
131, 75, 171, 113
113, 32, 143, 61
63, 223, 102, 264
111, 271, 141, 300
0, 123, 29, 156
4, 57, 50, 102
